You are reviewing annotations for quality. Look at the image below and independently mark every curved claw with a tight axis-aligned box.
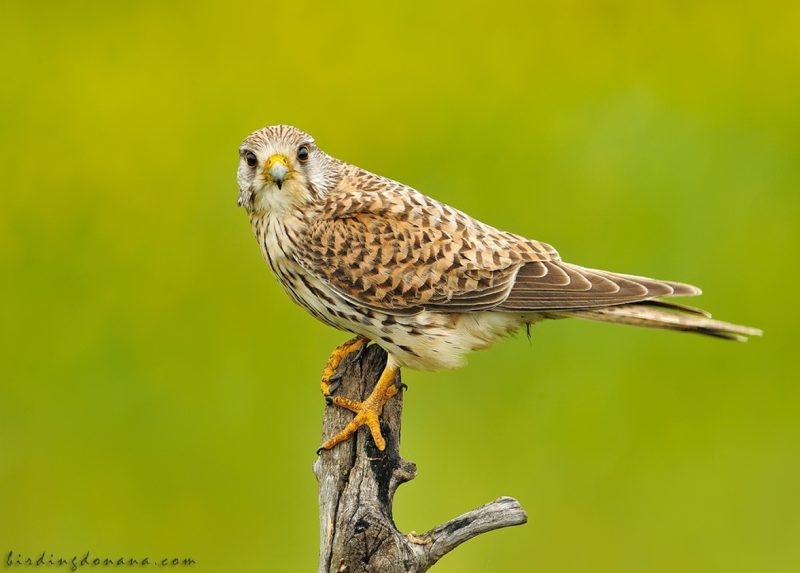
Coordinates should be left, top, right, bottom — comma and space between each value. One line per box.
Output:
399, 382, 408, 392
352, 342, 369, 363
324, 396, 333, 406
316, 446, 326, 456
327, 379, 342, 396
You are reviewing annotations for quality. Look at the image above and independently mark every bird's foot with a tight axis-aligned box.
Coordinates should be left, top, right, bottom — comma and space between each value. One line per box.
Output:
318, 364, 402, 452
320, 335, 368, 398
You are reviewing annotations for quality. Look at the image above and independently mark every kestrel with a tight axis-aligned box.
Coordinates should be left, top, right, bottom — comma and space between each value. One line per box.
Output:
237, 125, 761, 452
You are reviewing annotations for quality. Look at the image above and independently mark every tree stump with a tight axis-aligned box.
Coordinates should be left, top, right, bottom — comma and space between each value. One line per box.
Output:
313, 345, 527, 572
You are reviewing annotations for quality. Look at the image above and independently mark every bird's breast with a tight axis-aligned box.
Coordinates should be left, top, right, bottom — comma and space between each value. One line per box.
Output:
252, 214, 362, 331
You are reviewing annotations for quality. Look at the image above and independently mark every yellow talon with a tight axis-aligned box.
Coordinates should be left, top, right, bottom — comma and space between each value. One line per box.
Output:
320, 335, 368, 397
320, 364, 400, 452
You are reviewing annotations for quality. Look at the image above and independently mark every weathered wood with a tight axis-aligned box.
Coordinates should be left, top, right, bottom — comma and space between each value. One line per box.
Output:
313, 345, 527, 572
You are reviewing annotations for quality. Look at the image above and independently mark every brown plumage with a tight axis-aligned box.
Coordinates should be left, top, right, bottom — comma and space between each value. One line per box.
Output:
236, 124, 761, 450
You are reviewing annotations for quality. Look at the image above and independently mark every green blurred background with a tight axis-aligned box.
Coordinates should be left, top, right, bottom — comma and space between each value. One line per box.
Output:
1, 2, 798, 571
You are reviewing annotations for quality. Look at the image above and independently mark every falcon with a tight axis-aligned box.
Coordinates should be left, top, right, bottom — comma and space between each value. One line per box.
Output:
236, 125, 761, 452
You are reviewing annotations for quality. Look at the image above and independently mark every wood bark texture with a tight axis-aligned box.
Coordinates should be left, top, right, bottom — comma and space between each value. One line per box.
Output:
313, 345, 527, 572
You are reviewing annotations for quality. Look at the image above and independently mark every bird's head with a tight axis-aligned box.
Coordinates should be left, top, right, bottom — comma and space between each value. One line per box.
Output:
237, 125, 337, 216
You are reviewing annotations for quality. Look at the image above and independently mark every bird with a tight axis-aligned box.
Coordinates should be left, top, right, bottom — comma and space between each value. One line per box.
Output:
236, 124, 762, 453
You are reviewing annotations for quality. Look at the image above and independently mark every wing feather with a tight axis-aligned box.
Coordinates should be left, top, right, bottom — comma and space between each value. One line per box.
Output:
295, 169, 556, 313
295, 166, 700, 315
497, 262, 701, 311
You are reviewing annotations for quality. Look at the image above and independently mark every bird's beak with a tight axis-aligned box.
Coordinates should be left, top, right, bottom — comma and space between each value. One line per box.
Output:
265, 154, 291, 190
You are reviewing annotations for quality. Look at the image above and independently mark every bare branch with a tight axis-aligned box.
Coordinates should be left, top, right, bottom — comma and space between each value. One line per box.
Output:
313, 345, 527, 572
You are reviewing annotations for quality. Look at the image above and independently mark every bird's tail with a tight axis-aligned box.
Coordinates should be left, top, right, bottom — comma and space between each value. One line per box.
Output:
551, 301, 763, 342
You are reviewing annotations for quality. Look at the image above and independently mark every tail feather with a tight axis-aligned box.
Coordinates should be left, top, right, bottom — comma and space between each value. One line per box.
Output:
634, 299, 712, 318
554, 302, 763, 342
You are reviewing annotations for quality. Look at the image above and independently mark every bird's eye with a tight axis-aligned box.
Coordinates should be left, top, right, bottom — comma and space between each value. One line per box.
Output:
297, 145, 310, 162
244, 151, 258, 168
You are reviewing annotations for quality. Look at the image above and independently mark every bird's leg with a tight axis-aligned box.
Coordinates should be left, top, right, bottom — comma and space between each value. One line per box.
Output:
319, 363, 402, 452
320, 335, 368, 398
